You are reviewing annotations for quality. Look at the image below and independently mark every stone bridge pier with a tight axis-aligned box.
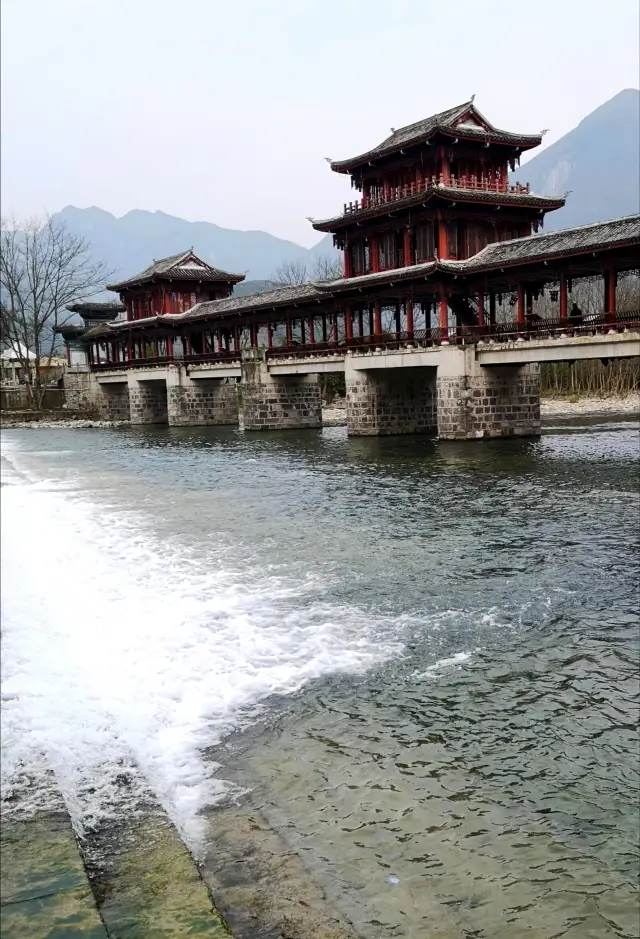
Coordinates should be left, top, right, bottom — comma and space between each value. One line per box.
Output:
165, 369, 238, 426
241, 349, 322, 431
343, 347, 540, 439
93, 376, 131, 421
436, 348, 540, 440
127, 374, 168, 424
345, 357, 437, 435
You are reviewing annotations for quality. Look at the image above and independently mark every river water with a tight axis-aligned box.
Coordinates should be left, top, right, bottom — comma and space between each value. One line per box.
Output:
1, 419, 639, 938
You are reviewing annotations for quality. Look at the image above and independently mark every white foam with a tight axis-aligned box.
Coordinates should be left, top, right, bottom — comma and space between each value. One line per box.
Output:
414, 651, 473, 679
1, 442, 402, 853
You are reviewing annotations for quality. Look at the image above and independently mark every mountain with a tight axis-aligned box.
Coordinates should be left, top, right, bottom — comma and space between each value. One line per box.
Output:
52, 206, 339, 287
517, 89, 640, 230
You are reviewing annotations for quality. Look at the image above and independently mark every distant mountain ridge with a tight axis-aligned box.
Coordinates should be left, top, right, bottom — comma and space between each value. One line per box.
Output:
53, 90, 639, 296
515, 89, 639, 230
52, 206, 340, 289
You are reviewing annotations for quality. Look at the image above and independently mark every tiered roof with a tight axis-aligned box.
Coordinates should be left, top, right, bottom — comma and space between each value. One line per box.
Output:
331, 101, 543, 173
107, 249, 245, 291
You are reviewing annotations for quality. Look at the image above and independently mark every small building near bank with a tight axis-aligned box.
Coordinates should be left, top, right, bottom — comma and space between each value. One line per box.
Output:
0, 342, 37, 384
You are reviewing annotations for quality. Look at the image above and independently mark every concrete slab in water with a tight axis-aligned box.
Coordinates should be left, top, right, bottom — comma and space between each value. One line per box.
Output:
84, 813, 230, 938
1, 812, 108, 939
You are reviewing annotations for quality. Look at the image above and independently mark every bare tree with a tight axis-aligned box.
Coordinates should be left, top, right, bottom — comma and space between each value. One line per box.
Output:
310, 255, 344, 282
268, 253, 344, 288
268, 258, 310, 287
0, 215, 110, 409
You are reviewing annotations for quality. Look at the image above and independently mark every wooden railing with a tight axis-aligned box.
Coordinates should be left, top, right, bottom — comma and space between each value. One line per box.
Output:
343, 175, 531, 215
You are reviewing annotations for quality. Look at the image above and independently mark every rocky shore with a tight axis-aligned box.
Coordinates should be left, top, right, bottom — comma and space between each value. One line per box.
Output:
1, 395, 637, 430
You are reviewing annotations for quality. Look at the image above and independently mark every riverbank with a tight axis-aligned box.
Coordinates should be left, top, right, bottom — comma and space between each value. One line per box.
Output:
1, 394, 637, 429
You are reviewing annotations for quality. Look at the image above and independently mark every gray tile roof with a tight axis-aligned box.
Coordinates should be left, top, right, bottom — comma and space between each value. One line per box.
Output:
188, 283, 324, 318
312, 184, 565, 231
461, 214, 640, 270
331, 102, 542, 172
107, 249, 245, 291
66, 301, 126, 315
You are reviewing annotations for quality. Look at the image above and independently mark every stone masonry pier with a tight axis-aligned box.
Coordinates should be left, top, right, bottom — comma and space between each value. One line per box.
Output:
436, 348, 540, 440
241, 349, 322, 431
165, 369, 238, 427
345, 358, 437, 435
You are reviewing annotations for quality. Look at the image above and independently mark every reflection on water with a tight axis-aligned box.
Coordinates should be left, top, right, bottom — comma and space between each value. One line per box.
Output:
1, 416, 639, 938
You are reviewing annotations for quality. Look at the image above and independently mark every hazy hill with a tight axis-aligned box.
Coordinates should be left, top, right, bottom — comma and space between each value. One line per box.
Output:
52, 206, 339, 287
517, 89, 639, 229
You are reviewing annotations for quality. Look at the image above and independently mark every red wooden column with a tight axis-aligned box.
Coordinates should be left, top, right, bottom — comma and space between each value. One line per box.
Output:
267, 321, 273, 349
437, 212, 449, 260
358, 309, 364, 336
345, 306, 353, 341
440, 149, 451, 184
489, 292, 496, 326
300, 318, 306, 344
166, 336, 173, 359
343, 249, 351, 278
406, 299, 414, 339
439, 297, 449, 341
403, 228, 412, 267
516, 283, 525, 325
373, 301, 382, 336
307, 316, 315, 344
369, 307, 374, 335
233, 327, 240, 353
394, 303, 401, 335
332, 311, 339, 344
370, 235, 380, 273
559, 274, 568, 321
322, 313, 328, 343
605, 267, 617, 321
477, 292, 485, 328
525, 287, 533, 323
285, 316, 292, 345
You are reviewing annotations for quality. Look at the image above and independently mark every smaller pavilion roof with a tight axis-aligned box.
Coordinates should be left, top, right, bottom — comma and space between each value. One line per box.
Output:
107, 249, 245, 291
66, 301, 126, 317
331, 101, 543, 173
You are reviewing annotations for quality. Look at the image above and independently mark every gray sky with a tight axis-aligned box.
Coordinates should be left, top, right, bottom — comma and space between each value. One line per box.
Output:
2, 0, 639, 246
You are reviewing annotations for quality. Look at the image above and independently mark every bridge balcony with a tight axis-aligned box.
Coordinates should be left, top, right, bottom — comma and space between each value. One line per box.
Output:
344, 176, 530, 215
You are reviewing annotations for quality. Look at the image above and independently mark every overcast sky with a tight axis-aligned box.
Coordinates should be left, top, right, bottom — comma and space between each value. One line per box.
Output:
2, 0, 638, 246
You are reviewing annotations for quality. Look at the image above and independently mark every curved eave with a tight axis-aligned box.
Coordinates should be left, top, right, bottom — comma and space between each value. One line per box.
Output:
330, 130, 542, 175
106, 272, 246, 292
312, 189, 566, 233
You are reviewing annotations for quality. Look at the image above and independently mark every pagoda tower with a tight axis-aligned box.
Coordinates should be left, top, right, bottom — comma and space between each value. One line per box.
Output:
312, 101, 565, 279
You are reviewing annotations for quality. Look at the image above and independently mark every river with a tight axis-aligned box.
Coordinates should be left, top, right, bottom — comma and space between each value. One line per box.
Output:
1, 418, 638, 938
